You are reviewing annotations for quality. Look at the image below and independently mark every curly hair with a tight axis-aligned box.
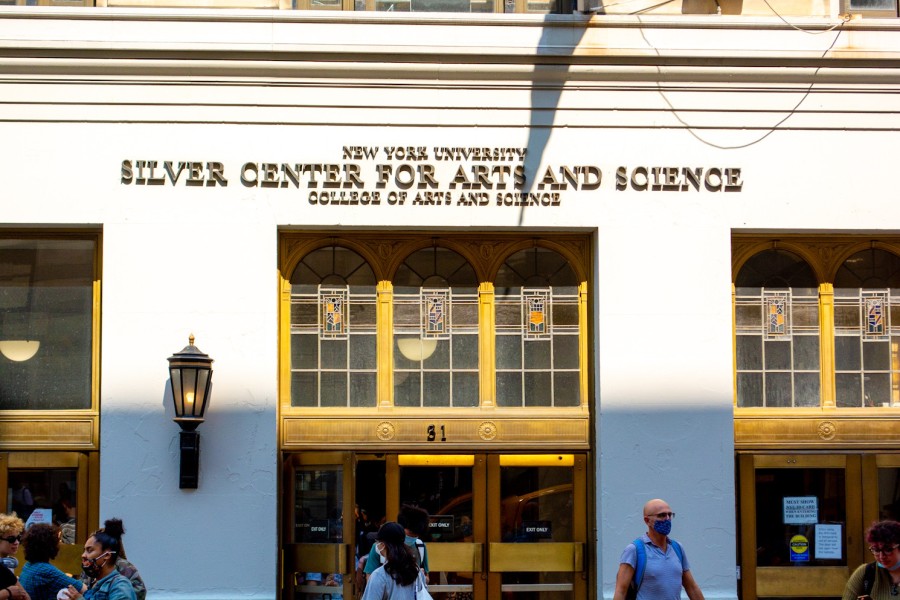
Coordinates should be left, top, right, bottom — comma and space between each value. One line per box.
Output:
23, 523, 60, 563
866, 520, 900, 546
0, 513, 24, 538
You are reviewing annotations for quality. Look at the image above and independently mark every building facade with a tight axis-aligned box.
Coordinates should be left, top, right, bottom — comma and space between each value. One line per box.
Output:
0, 4, 899, 600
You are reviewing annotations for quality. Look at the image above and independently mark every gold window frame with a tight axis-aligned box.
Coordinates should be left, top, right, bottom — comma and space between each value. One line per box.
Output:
278, 231, 592, 451
0, 230, 101, 452
732, 234, 900, 450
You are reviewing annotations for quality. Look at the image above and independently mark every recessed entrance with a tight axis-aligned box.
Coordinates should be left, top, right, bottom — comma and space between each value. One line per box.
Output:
281, 452, 589, 600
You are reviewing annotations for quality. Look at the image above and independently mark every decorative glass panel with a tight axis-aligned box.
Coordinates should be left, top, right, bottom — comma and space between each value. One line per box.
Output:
863, 291, 888, 340
524, 289, 550, 340
424, 290, 450, 339
764, 291, 790, 340
320, 288, 348, 338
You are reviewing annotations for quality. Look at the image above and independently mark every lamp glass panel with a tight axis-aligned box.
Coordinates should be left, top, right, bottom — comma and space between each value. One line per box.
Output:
170, 367, 184, 415
181, 369, 198, 417
195, 368, 211, 416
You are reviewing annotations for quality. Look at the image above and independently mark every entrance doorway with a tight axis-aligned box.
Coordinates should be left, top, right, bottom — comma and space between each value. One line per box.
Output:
281, 452, 589, 600
0, 451, 96, 575
737, 453, 900, 599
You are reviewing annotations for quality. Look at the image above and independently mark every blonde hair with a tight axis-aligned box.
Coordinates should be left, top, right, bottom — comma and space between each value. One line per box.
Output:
0, 513, 24, 538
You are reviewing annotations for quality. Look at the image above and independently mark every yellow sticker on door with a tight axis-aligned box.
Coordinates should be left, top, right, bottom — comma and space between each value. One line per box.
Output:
790, 534, 810, 562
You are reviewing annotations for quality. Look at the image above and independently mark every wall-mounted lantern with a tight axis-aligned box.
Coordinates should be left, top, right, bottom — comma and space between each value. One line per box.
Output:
167, 335, 214, 489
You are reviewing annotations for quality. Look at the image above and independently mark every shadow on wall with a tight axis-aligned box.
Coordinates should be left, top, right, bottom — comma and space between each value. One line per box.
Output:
518, 14, 589, 226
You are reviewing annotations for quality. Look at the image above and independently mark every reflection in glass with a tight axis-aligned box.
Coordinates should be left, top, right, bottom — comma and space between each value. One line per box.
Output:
8, 469, 77, 544
294, 468, 343, 543
878, 467, 900, 521
0, 238, 95, 410
500, 465, 574, 597
393, 247, 478, 407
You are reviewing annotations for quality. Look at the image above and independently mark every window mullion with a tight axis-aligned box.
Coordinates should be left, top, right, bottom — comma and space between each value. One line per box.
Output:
820, 283, 836, 409
479, 281, 495, 408
377, 280, 393, 408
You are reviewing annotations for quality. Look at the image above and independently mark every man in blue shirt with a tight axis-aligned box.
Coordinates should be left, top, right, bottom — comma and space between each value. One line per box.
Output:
613, 499, 705, 600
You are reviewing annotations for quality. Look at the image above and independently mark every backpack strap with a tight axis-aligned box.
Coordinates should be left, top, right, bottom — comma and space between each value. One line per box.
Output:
670, 539, 685, 571
632, 538, 647, 592
863, 561, 877, 595
415, 539, 426, 565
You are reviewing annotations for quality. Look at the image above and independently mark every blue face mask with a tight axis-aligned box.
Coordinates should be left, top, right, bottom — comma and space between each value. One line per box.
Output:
652, 519, 672, 536
877, 561, 900, 571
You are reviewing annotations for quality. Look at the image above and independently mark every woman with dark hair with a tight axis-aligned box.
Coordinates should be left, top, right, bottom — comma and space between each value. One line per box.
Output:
60, 519, 135, 600
78, 520, 144, 600
360, 522, 422, 600
18, 523, 85, 600
843, 520, 900, 600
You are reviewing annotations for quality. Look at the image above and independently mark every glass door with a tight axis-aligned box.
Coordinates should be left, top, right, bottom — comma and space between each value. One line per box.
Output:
488, 454, 587, 600
283, 452, 354, 600
281, 452, 589, 600
738, 454, 863, 600
397, 454, 486, 599
0, 452, 95, 576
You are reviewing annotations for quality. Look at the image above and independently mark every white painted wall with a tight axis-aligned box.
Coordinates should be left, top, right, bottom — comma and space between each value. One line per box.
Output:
2, 9, 900, 600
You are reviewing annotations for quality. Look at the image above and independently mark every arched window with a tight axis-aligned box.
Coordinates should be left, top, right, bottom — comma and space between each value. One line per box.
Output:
834, 248, 900, 407
734, 249, 820, 407
289, 246, 377, 407
392, 246, 478, 407
494, 247, 580, 407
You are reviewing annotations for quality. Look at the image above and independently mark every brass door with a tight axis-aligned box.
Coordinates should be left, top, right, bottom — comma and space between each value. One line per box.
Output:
738, 454, 863, 599
282, 452, 355, 600
487, 454, 588, 600
282, 452, 589, 600
0, 451, 96, 576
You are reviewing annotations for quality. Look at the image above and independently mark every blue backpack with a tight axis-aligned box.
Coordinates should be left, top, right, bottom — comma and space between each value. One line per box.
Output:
627, 537, 684, 600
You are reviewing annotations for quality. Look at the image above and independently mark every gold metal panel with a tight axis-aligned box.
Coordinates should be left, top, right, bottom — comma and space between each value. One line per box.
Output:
282, 417, 589, 450
8, 451, 84, 468
752, 454, 846, 468
283, 543, 350, 574
755, 566, 849, 597
735, 416, 900, 450
398, 455, 475, 466
428, 543, 483, 572
0, 418, 96, 450
499, 454, 574, 467
876, 454, 900, 467
489, 543, 583, 573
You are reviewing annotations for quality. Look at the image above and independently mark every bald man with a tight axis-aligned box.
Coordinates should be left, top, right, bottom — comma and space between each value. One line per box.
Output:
613, 499, 705, 600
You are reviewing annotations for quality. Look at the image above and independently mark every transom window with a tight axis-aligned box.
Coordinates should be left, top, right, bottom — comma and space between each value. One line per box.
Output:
281, 234, 589, 412
495, 247, 581, 407
834, 249, 900, 408
733, 239, 900, 409
289, 245, 378, 408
